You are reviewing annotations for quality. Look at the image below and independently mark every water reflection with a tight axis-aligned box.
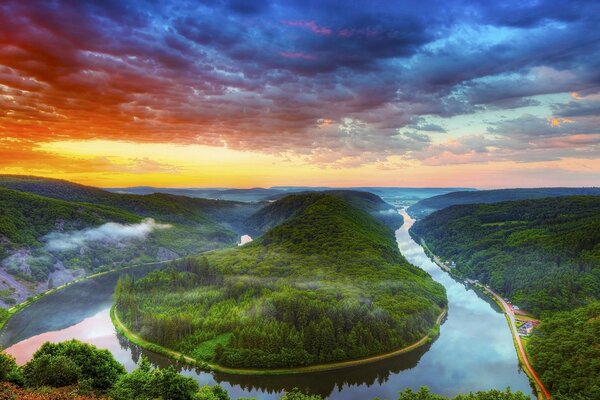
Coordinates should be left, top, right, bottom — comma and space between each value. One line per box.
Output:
0, 211, 535, 399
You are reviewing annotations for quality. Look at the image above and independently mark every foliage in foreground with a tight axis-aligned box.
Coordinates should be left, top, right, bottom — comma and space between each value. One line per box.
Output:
395, 386, 530, 400
116, 193, 447, 369
0, 341, 533, 399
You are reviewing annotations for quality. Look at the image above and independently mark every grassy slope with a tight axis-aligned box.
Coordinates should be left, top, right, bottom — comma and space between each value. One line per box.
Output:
407, 187, 600, 218
116, 193, 446, 369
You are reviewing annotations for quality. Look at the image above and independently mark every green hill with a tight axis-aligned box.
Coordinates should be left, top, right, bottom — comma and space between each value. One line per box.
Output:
407, 187, 600, 218
0, 188, 140, 252
0, 176, 264, 305
115, 193, 446, 369
411, 196, 600, 399
248, 190, 402, 235
411, 195, 600, 315
0, 188, 236, 298
0, 175, 261, 231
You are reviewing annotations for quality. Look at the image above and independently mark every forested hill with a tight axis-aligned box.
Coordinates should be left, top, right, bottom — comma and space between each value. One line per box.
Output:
411, 196, 600, 399
0, 176, 261, 306
411, 195, 600, 315
0, 188, 139, 251
0, 175, 262, 232
116, 193, 447, 369
248, 190, 403, 235
407, 187, 600, 218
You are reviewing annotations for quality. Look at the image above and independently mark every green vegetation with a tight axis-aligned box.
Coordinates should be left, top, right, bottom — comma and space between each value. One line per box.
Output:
412, 195, 600, 399
407, 187, 600, 218
0, 187, 140, 250
0, 176, 267, 304
249, 190, 403, 234
0, 175, 261, 232
528, 302, 600, 400
394, 386, 530, 400
0, 340, 532, 400
411, 196, 600, 315
116, 193, 446, 369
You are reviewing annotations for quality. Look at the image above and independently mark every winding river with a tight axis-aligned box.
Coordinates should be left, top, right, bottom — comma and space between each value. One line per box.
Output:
0, 210, 534, 399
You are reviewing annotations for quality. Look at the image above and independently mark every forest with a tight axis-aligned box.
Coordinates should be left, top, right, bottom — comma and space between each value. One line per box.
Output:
528, 301, 600, 400
115, 193, 447, 369
411, 195, 600, 399
0, 176, 263, 305
411, 196, 600, 315
0, 339, 531, 400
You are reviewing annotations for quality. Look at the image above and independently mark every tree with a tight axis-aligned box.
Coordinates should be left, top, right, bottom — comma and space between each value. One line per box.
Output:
0, 352, 23, 385
152, 366, 199, 400
397, 387, 446, 400
280, 388, 323, 400
111, 356, 154, 400
28, 340, 125, 390
23, 354, 80, 388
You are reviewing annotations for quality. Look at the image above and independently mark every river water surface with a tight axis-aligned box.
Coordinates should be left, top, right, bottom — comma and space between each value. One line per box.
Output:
0, 211, 534, 399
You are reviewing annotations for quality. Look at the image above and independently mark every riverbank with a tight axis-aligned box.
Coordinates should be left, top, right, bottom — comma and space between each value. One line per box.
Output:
0, 258, 180, 332
111, 304, 447, 376
421, 242, 550, 400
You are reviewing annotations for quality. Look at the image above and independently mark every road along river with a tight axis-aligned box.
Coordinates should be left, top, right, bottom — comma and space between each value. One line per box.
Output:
0, 214, 534, 399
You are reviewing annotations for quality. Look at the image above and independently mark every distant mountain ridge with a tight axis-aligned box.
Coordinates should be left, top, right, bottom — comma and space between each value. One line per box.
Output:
107, 184, 475, 205
408, 187, 600, 218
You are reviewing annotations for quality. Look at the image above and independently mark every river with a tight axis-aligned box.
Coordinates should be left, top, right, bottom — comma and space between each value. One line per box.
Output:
0, 211, 534, 399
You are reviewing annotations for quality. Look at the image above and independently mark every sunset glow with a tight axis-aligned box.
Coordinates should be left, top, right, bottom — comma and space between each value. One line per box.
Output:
1, 1, 599, 188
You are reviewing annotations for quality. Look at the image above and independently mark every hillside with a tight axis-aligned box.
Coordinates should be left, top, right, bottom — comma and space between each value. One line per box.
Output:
0, 189, 237, 306
0, 176, 264, 305
411, 196, 600, 315
407, 187, 600, 218
0, 175, 262, 232
248, 190, 403, 235
0, 188, 140, 251
411, 196, 600, 399
115, 193, 447, 369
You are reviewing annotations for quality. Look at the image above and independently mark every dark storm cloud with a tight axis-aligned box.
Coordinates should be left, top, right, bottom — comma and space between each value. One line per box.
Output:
1, 0, 599, 165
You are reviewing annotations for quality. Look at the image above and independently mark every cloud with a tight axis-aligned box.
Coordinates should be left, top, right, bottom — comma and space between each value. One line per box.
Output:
44, 218, 171, 252
0, 0, 599, 168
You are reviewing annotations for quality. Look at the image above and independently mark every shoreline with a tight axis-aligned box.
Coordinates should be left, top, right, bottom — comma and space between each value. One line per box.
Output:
420, 238, 550, 400
111, 304, 447, 376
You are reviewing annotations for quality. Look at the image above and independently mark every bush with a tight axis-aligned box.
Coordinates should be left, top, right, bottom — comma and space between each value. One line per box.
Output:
26, 340, 125, 390
0, 352, 23, 386
23, 354, 80, 388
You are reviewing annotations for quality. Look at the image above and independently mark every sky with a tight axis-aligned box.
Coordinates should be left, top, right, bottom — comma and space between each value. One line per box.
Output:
1, 0, 599, 188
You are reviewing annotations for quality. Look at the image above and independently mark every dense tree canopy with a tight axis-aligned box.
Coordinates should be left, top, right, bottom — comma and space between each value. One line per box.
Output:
412, 195, 600, 400
116, 193, 446, 369
528, 301, 600, 400
24, 340, 126, 391
412, 196, 600, 315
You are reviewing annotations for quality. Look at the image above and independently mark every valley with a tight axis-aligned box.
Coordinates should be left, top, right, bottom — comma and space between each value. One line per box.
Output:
0, 188, 535, 399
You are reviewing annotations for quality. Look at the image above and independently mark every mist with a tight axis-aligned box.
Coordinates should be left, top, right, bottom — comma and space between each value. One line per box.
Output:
44, 218, 172, 252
